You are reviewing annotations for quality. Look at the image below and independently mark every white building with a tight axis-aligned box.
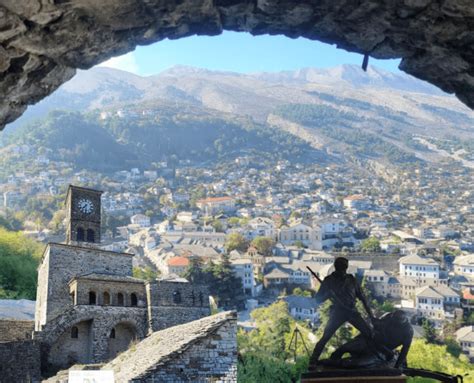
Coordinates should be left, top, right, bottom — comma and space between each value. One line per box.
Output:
230, 258, 256, 296
453, 254, 474, 278
279, 222, 322, 250
456, 326, 474, 362
176, 211, 196, 223
130, 214, 151, 228
415, 285, 460, 323
399, 254, 440, 279
196, 196, 235, 215
243, 217, 276, 240
314, 218, 346, 239
283, 295, 319, 323
343, 194, 368, 210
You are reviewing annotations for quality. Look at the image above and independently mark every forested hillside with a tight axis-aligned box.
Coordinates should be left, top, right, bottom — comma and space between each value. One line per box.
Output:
2, 107, 320, 173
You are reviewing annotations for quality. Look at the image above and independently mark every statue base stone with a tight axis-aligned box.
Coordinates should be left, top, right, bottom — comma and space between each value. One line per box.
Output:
301, 367, 407, 383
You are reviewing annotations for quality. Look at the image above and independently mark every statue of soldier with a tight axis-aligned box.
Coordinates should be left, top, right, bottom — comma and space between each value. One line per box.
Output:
309, 257, 375, 368
328, 310, 414, 369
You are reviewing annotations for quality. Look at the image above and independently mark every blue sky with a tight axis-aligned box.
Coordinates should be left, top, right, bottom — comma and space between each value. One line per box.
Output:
99, 31, 401, 76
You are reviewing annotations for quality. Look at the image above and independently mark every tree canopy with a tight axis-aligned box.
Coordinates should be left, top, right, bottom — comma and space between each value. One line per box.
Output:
0, 228, 43, 299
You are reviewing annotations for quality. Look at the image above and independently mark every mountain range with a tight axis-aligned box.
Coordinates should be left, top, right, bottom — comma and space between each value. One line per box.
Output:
2, 64, 474, 172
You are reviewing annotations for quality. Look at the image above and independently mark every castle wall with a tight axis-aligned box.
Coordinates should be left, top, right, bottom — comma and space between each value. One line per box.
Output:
0, 340, 41, 382
103, 311, 237, 383
48, 319, 93, 368
146, 281, 211, 332
129, 316, 237, 383
0, 319, 34, 341
36, 243, 133, 326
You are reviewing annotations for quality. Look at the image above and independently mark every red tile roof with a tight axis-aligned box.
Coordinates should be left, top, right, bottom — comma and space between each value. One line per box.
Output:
167, 256, 190, 267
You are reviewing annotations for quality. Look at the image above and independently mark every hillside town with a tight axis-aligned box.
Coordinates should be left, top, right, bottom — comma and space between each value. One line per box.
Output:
1, 145, 474, 363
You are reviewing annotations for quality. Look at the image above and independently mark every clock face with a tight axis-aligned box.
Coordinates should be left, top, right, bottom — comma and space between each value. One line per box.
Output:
78, 198, 94, 214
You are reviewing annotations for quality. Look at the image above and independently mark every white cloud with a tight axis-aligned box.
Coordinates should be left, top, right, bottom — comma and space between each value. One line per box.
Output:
97, 52, 140, 74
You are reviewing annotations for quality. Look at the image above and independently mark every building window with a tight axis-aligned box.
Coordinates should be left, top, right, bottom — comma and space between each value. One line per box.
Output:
117, 293, 124, 306
173, 290, 182, 304
86, 229, 95, 243
109, 328, 116, 339
71, 326, 79, 338
70, 291, 75, 304
77, 227, 85, 242
103, 292, 111, 305
131, 293, 138, 307
89, 291, 97, 305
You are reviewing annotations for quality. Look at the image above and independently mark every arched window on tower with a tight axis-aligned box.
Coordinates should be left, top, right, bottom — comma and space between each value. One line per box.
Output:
77, 227, 85, 242
173, 290, 182, 304
117, 293, 124, 306
130, 293, 138, 307
109, 328, 116, 339
103, 291, 111, 305
89, 291, 97, 305
86, 229, 95, 243
71, 326, 79, 338
199, 292, 204, 307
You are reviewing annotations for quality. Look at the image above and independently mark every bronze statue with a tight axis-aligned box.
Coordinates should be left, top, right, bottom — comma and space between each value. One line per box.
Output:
327, 310, 414, 369
309, 257, 375, 368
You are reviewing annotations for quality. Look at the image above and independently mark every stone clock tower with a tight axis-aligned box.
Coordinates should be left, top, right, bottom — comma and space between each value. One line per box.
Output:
65, 185, 103, 245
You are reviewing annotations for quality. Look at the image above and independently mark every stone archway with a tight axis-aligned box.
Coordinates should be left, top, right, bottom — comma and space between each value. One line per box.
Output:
0, 1, 473, 130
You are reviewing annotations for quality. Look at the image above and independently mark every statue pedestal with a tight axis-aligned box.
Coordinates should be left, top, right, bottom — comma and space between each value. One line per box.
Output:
301, 368, 407, 383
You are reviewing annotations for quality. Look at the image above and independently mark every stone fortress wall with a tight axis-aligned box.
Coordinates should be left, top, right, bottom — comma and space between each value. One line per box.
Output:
0, 340, 41, 382
147, 280, 211, 331
0, 319, 34, 341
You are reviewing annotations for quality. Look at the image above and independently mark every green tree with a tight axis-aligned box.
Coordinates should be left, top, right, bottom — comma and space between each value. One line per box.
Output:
360, 237, 381, 252
225, 232, 249, 253
250, 236, 275, 256
183, 257, 208, 284
407, 339, 472, 380
211, 219, 224, 233
0, 228, 43, 299
292, 287, 312, 297
293, 240, 305, 248
132, 266, 159, 281
207, 255, 245, 309
422, 319, 438, 343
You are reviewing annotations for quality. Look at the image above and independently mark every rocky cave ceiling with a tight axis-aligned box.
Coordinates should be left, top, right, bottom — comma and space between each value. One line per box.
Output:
0, 0, 473, 129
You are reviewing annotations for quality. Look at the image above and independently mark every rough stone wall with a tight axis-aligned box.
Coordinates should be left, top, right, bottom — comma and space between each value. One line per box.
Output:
132, 319, 237, 383
149, 306, 212, 332
0, 0, 473, 130
146, 281, 210, 332
35, 243, 134, 327
0, 319, 34, 341
47, 319, 93, 368
0, 340, 41, 383
103, 311, 237, 383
